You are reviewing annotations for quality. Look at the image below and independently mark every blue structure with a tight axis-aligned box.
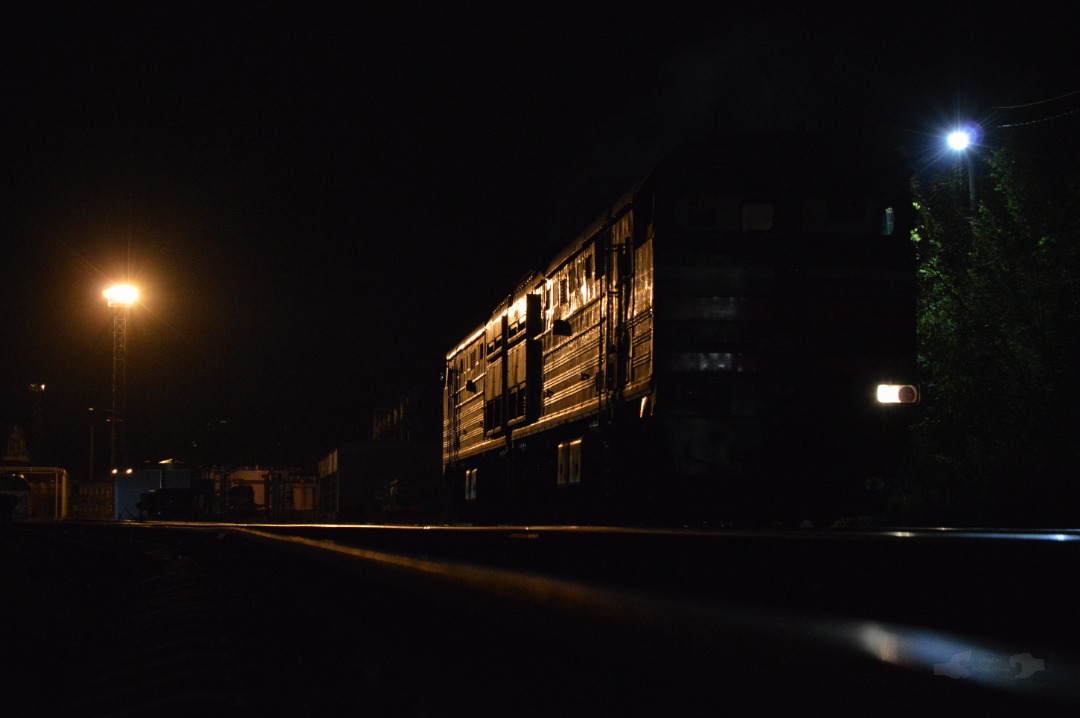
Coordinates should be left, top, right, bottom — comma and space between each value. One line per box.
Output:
114, 462, 190, 520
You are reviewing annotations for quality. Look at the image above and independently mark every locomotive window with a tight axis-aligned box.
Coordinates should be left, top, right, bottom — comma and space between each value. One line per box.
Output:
742, 203, 773, 231
675, 194, 773, 231
689, 200, 713, 227
465, 468, 477, 502
802, 197, 894, 235
557, 438, 583, 486
680, 194, 731, 228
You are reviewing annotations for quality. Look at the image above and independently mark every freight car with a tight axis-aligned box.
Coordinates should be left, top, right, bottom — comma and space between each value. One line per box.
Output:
443, 131, 920, 526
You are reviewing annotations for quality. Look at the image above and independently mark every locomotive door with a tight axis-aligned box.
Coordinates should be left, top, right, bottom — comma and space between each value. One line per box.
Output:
605, 217, 634, 401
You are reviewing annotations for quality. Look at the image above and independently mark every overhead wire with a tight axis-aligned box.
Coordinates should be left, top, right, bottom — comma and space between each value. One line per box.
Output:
992, 87, 1080, 110
997, 105, 1080, 128
992, 87, 1080, 128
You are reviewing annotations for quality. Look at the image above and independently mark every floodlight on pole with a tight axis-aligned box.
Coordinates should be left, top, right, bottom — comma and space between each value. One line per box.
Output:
104, 284, 139, 307
104, 283, 138, 473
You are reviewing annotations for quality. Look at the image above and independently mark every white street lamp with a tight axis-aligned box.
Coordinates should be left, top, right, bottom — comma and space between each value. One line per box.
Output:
946, 130, 971, 151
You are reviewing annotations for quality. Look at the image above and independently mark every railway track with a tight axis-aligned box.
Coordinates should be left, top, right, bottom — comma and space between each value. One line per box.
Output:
4, 522, 1079, 716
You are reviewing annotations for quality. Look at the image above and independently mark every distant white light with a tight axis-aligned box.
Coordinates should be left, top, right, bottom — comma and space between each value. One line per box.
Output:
947, 130, 971, 151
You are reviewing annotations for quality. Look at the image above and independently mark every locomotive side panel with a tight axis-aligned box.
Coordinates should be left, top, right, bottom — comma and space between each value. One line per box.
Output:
442, 133, 919, 525
642, 141, 919, 522
443, 328, 487, 465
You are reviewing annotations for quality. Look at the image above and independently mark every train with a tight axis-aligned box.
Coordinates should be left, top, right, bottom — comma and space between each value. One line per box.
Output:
442, 131, 920, 526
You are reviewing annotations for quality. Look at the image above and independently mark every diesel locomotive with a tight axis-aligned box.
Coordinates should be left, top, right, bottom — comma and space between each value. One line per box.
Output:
443, 132, 919, 525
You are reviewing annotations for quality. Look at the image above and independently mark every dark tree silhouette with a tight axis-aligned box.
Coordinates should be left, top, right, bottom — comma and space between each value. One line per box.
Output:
899, 141, 1080, 525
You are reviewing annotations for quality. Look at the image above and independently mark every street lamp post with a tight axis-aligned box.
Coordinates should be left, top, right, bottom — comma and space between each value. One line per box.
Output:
104, 284, 138, 473
88, 406, 98, 482
28, 382, 45, 465
947, 128, 977, 206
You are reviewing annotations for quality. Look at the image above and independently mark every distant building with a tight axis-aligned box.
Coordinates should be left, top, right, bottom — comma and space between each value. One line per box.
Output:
4, 428, 71, 519
204, 465, 315, 521
228, 467, 271, 514
4, 427, 30, 465
114, 462, 191, 520
0, 472, 30, 523
0, 465, 71, 519
318, 395, 443, 523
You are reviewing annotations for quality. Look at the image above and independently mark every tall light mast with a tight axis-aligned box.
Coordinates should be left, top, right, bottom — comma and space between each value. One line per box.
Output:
104, 284, 139, 473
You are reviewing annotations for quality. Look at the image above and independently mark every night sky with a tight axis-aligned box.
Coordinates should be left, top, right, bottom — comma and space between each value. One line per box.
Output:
3, 2, 1079, 475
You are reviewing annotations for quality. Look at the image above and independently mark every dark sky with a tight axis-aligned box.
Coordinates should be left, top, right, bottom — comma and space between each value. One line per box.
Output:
3, 2, 1079, 474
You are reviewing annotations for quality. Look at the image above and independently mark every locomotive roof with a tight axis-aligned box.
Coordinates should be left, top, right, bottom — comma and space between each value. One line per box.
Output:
448, 130, 909, 358
542, 129, 906, 275
542, 179, 641, 276
655, 131, 910, 187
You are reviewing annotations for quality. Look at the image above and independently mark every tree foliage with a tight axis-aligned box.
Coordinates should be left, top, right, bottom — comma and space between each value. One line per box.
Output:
905, 143, 1080, 524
